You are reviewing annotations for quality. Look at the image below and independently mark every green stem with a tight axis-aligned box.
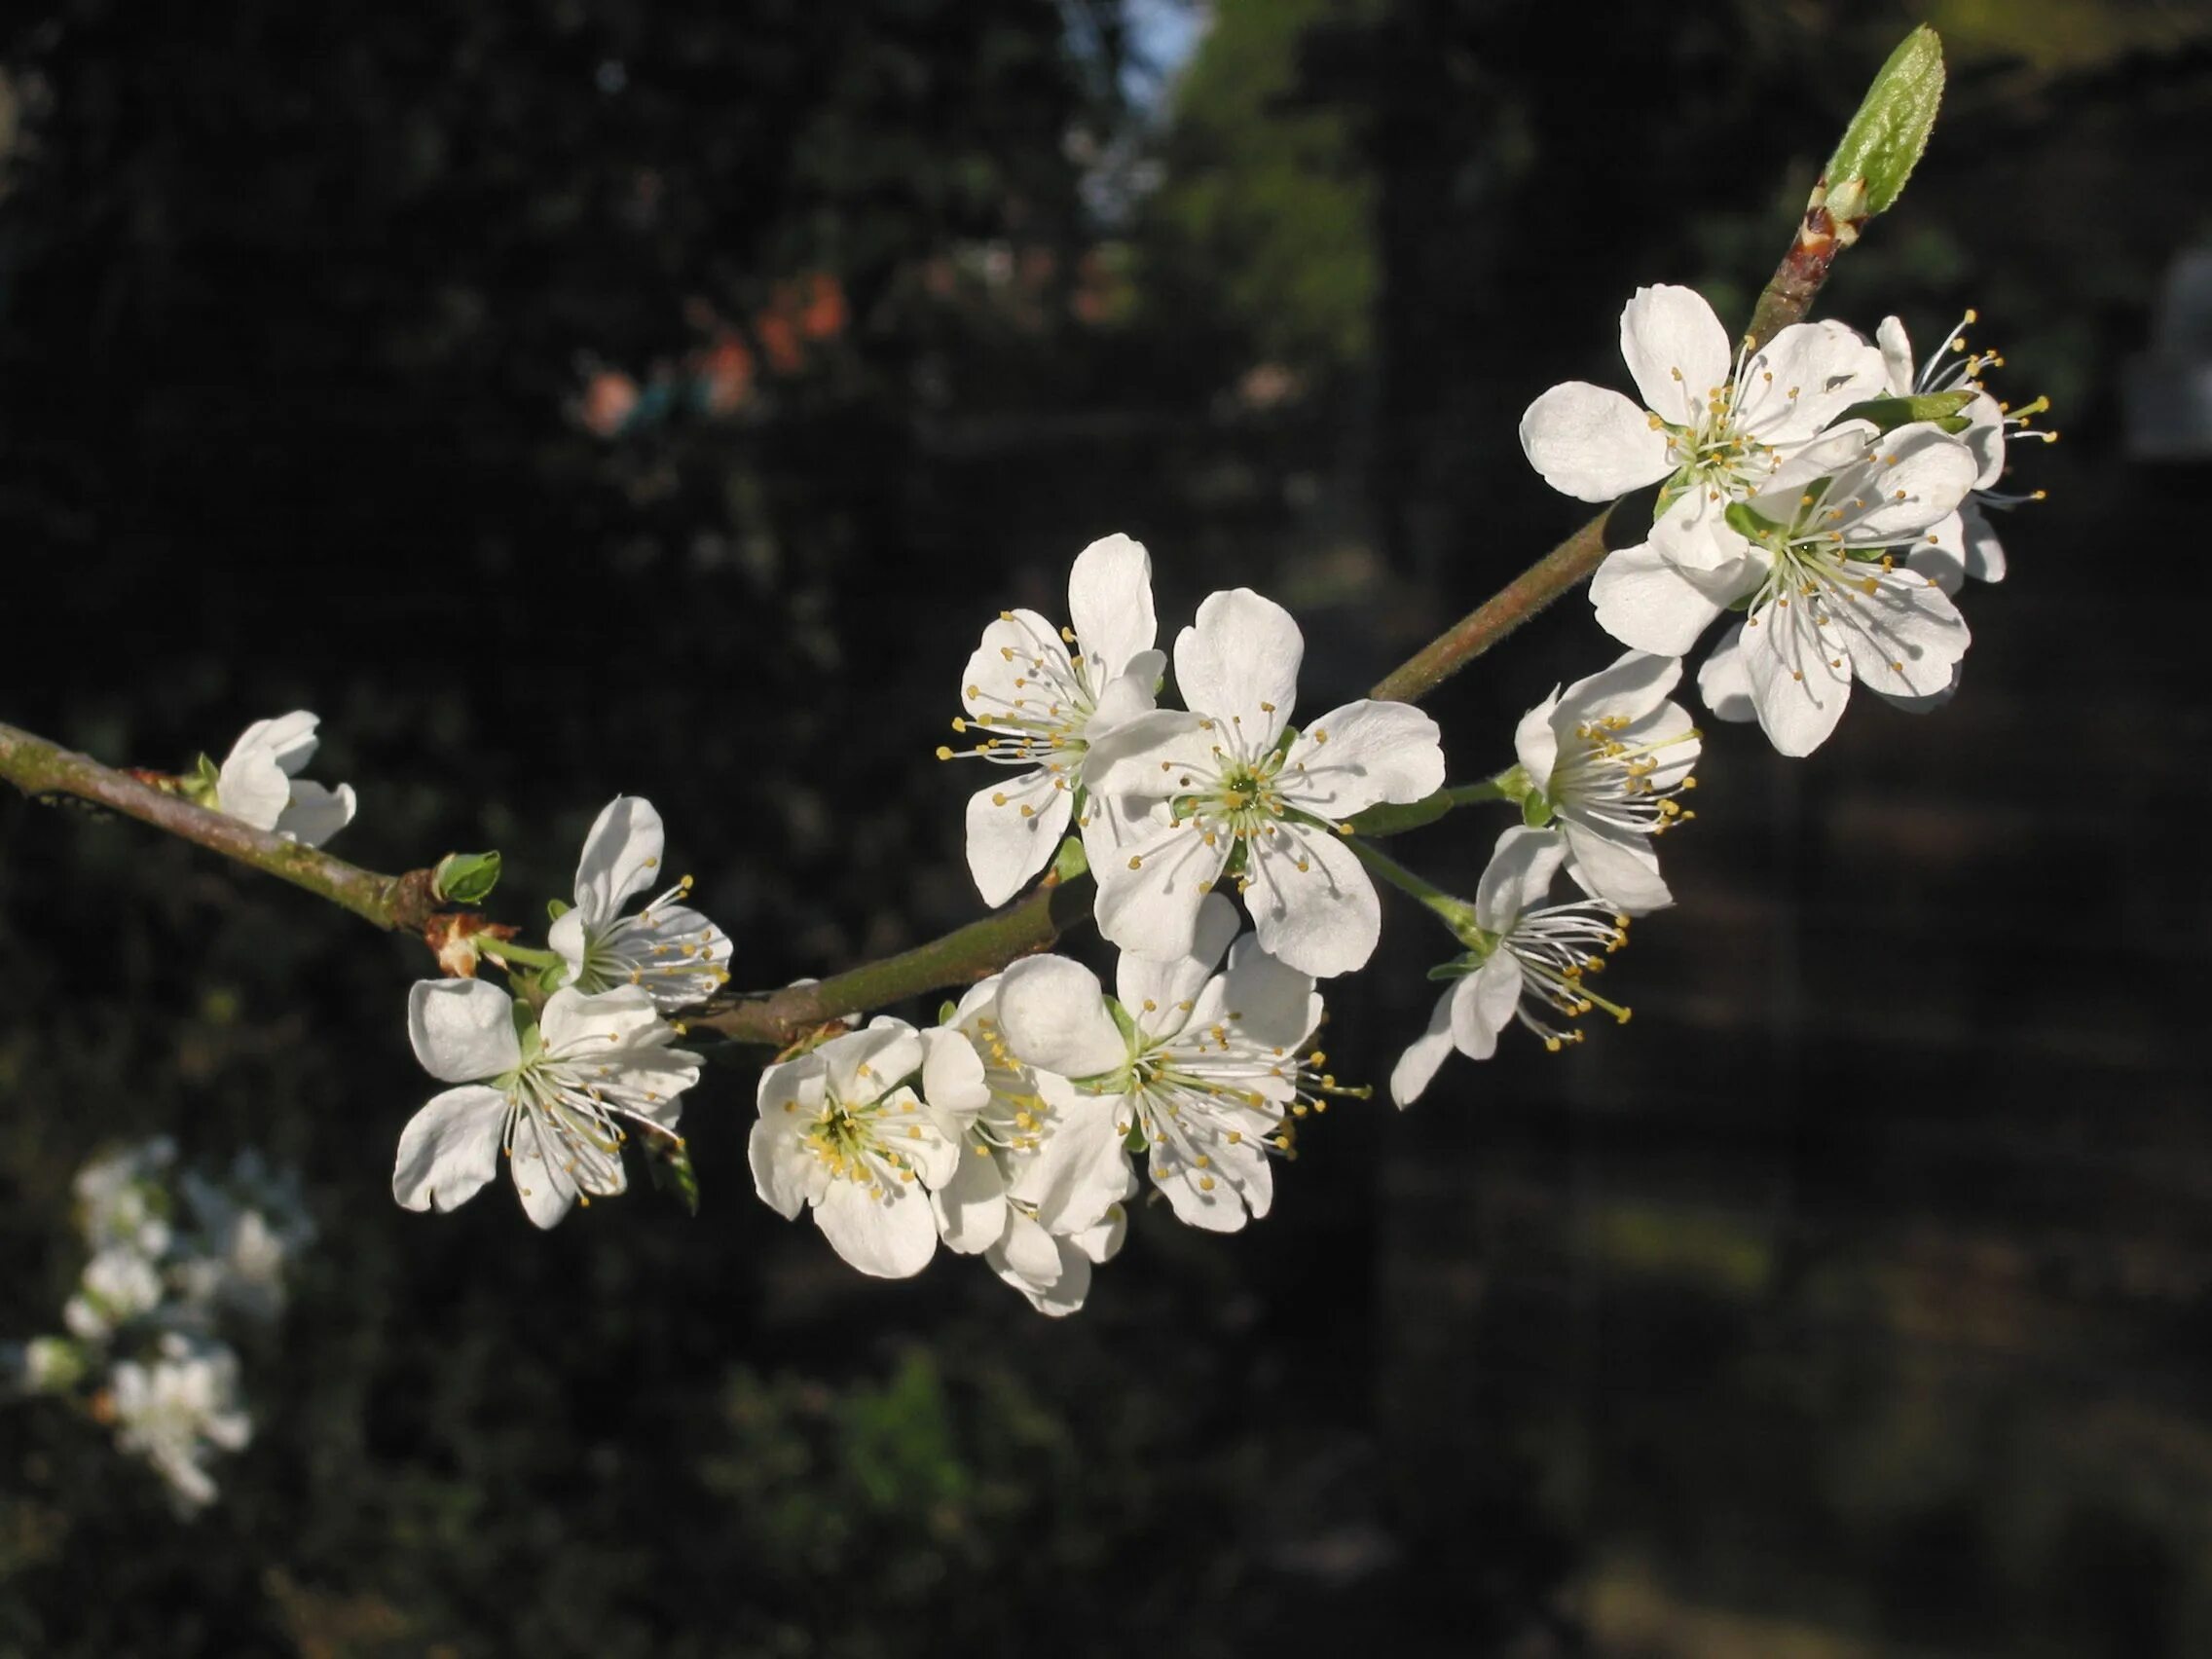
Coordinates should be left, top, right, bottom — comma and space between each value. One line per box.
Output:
1344, 777, 1508, 839
1344, 836, 1476, 933
481, 939, 563, 970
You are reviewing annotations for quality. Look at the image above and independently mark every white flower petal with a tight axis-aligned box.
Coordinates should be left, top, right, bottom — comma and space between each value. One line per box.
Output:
1082, 709, 1216, 801
225, 711, 321, 779
996, 956, 1128, 1079
1245, 824, 1381, 979
961, 610, 1069, 718
1876, 315, 1915, 396
572, 796, 667, 927
814, 1178, 938, 1278
1832, 566, 1971, 701
1648, 486, 1751, 573
1217, 935, 1323, 1051
1092, 817, 1229, 964
1518, 382, 1673, 501
508, 1114, 582, 1230
1734, 319, 1888, 445
392, 1085, 509, 1213
1514, 687, 1564, 794
1390, 993, 1457, 1108
407, 978, 521, 1084
1589, 545, 1737, 657
1474, 826, 1566, 935
820, 1022, 923, 1106
539, 984, 661, 1054
1278, 699, 1446, 818
1619, 284, 1732, 427
1065, 533, 1157, 685
920, 1027, 991, 1122
1117, 892, 1239, 1040
1174, 588, 1303, 747
1451, 956, 1525, 1061
274, 780, 354, 847
749, 1062, 825, 1222
1562, 822, 1672, 916
964, 767, 1073, 906
931, 1142, 1009, 1254
1847, 424, 1979, 540
1008, 1091, 1131, 1235
1558, 649, 1682, 726
1697, 622, 1759, 723
1742, 600, 1853, 756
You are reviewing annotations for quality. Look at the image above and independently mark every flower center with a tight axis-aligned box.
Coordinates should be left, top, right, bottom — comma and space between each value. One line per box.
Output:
1505, 904, 1634, 1051
801, 1087, 928, 1198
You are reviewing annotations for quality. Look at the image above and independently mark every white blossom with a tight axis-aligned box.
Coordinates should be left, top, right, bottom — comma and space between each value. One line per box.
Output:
940, 534, 1167, 905
73, 1137, 178, 1257
749, 1020, 969, 1279
1659, 423, 1976, 755
1086, 588, 1446, 978
548, 795, 732, 1010
1513, 650, 1699, 915
927, 979, 1133, 1316
173, 1155, 316, 1324
393, 978, 701, 1229
1391, 828, 1632, 1107
1520, 283, 1888, 567
1875, 311, 2050, 595
63, 1246, 164, 1342
995, 894, 1331, 1235
212, 712, 356, 847
108, 1332, 252, 1514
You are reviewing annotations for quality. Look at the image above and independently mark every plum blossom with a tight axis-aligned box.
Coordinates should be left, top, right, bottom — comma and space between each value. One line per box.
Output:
1391, 828, 1632, 1107
995, 895, 1332, 1235
394, 978, 701, 1229
1519, 283, 1888, 565
548, 795, 732, 1010
940, 534, 1166, 905
1086, 588, 1446, 978
108, 1331, 252, 1513
926, 979, 1132, 1316
749, 1020, 971, 1278
74, 1137, 178, 1258
1875, 311, 2050, 594
62, 1247, 164, 1342
1654, 423, 1976, 755
212, 712, 356, 847
1513, 650, 1699, 915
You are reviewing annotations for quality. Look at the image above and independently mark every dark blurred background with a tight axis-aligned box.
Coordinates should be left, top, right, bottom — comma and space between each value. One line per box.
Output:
4, 1, 2209, 1652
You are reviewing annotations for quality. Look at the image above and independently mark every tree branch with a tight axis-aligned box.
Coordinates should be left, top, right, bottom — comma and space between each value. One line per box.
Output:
0, 176, 1858, 1052
0, 721, 445, 935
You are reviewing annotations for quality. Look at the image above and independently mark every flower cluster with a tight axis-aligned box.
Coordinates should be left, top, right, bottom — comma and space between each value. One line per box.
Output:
349, 292, 2039, 1317
1523, 285, 2045, 756
750, 892, 1337, 1313
941, 537, 1448, 978
4, 1139, 313, 1512
392, 795, 725, 1228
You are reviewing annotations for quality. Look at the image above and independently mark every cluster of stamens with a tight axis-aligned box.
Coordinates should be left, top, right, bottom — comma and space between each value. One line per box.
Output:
1501, 904, 1633, 1051
936, 611, 1098, 787
1552, 713, 1699, 837
793, 1062, 929, 1201
587, 873, 732, 998
498, 1050, 682, 1208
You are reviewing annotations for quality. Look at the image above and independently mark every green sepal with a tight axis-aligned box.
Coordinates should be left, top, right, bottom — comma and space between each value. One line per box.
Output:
1521, 793, 1556, 829
547, 897, 572, 923
1724, 499, 1786, 540
1106, 998, 1140, 1047
181, 754, 222, 807
1123, 1119, 1148, 1155
1425, 953, 1482, 982
938, 1000, 959, 1026
1050, 834, 1089, 885
1831, 391, 1975, 434
645, 1135, 701, 1217
1823, 25, 1944, 222
432, 850, 502, 904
